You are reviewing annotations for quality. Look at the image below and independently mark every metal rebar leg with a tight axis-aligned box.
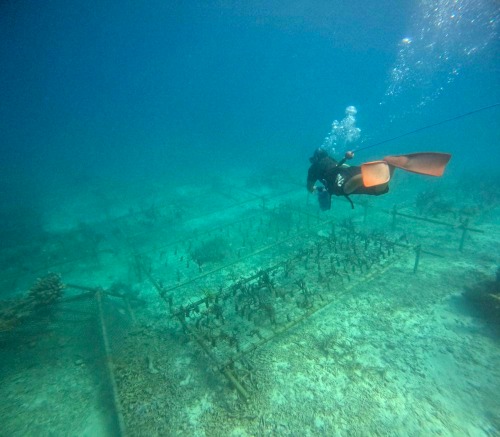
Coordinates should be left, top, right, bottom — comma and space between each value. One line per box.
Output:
413, 245, 421, 273
96, 290, 127, 436
459, 218, 469, 252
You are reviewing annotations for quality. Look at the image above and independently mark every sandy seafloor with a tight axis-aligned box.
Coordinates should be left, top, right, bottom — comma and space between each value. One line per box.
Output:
0, 167, 498, 437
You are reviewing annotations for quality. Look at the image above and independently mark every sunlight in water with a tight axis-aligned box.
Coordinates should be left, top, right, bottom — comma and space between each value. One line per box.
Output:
383, 0, 498, 109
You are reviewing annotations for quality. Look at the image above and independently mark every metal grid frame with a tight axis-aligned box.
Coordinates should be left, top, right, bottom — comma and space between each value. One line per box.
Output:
0, 182, 489, 435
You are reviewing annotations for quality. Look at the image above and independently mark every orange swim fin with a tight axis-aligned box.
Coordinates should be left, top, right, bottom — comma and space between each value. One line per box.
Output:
383, 152, 451, 177
361, 161, 392, 187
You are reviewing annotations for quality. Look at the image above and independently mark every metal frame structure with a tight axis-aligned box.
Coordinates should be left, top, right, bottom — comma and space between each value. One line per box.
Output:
0, 181, 489, 435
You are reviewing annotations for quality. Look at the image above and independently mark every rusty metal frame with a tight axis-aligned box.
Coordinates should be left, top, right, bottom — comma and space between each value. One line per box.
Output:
142, 211, 416, 400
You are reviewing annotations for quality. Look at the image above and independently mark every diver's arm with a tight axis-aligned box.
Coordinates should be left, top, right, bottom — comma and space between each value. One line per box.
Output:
307, 165, 319, 193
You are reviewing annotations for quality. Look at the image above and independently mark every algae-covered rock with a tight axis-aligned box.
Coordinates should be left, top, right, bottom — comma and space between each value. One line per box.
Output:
190, 237, 229, 267
463, 270, 500, 330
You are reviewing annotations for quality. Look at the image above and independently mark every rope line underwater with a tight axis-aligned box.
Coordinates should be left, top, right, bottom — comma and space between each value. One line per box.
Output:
354, 102, 500, 154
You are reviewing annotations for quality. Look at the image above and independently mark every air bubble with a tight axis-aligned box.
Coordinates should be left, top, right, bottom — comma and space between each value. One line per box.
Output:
321, 106, 361, 155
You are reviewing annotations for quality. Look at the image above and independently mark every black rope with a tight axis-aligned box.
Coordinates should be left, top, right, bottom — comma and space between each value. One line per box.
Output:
354, 103, 500, 153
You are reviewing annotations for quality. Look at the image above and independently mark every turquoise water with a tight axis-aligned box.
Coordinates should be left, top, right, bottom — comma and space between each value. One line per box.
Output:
0, 1, 499, 436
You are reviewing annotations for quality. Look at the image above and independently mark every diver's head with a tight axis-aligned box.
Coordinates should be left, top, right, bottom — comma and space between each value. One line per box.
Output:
309, 148, 328, 164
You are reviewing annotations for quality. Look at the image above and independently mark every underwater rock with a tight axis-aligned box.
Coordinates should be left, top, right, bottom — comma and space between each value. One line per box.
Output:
190, 237, 229, 266
462, 271, 500, 331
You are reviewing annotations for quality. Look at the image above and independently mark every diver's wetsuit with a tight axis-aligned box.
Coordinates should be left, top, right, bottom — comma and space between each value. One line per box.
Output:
307, 156, 389, 197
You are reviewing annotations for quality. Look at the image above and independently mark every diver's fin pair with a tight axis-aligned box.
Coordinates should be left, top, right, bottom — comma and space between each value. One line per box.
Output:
383, 152, 452, 177
361, 161, 391, 187
361, 152, 452, 188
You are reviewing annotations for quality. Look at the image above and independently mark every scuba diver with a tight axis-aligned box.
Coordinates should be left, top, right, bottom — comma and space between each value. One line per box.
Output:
307, 148, 451, 209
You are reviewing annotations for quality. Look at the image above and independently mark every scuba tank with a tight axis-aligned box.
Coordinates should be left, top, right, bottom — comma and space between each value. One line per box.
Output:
317, 187, 332, 211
